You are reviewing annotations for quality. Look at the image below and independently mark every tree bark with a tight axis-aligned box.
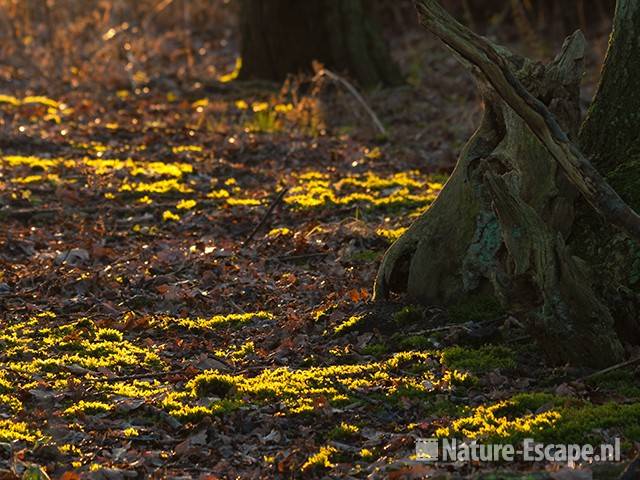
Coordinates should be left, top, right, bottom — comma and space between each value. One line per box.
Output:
238, 0, 402, 87
375, 0, 640, 368
580, 0, 640, 177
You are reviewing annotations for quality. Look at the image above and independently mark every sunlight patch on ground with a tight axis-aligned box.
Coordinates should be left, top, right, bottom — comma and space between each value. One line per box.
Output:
285, 170, 444, 211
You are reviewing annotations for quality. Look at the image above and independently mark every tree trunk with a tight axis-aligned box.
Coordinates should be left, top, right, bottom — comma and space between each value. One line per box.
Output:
375, 0, 640, 368
580, 0, 640, 178
238, 0, 402, 87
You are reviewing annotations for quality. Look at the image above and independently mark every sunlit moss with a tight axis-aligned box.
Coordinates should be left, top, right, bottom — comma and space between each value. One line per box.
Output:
207, 189, 230, 199
3, 315, 165, 377
189, 372, 236, 397
333, 315, 365, 335
11, 173, 60, 184
437, 399, 560, 441
95, 328, 123, 342
92, 157, 188, 178
359, 448, 375, 460
0, 376, 13, 394
23, 95, 61, 109
0, 394, 22, 413
285, 170, 444, 211
226, 197, 262, 206
183, 351, 439, 414
218, 57, 242, 83
176, 199, 197, 210
302, 445, 337, 471
123, 427, 139, 437
267, 227, 292, 238
106, 380, 166, 398
274, 103, 294, 113
2, 155, 62, 170
161, 392, 239, 421
192, 98, 209, 109
377, 227, 408, 243
64, 400, 113, 416
120, 179, 192, 194
0, 94, 62, 110
438, 391, 640, 444
216, 340, 256, 361
150, 311, 274, 332
0, 94, 21, 106
328, 422, 360, 441
59, 443, 82, 456
162, 210, 180, 222
0, 420, 41, 443
172, 145, 203, 154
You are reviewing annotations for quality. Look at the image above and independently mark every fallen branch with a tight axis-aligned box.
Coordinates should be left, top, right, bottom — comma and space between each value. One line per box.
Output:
314, 68, 388, 137
242, 187, 289, 247
580, 356, 640, 382
415, 0, 640, 244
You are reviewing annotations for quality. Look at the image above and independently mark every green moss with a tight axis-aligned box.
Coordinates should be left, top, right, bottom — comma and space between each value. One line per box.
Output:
0, 420, 41, 443
189, 372, 237, 397
360, 343, 388, 356
173, 352, 445, 415
359, 448, 376, 461
586, 370, 640, 397
64, 400, 113, 417
439, 392, 640, 445
547, 401, 640, 444
0, 377, 12, 394
328, 422, 360, 441
163, 397, 239, 422
441, 345, 516, 373
301, 445, 337, 472
393, 305, 423, 327
448, 294, 504, 323
397, 335, 431, 350
349, 249, 380, 262
333, 315, 365, 335
95, 328, 124, 342
0, 394, 22, 413
151, 311, 274, 332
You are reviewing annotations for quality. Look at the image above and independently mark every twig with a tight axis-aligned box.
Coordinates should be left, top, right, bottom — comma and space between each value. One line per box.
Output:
117, 368, 188, 382
315, 68, 388, 137
93, 367, 189, 383
274, 252, 328, 262
242, 187, 289, 247
580, 356, 640, 382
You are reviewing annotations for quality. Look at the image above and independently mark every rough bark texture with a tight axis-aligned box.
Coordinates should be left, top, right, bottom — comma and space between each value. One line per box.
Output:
375, 0, 640, 368
238, 0, 402, 87
580, 0, 640, 176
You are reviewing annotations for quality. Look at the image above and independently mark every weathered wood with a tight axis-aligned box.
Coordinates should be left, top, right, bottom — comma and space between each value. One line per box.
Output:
415, 0, 640, 245
375, 0, 639, 367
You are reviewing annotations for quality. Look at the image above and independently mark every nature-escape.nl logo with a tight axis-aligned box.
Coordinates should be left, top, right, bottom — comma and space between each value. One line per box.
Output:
415, 438, 621, 465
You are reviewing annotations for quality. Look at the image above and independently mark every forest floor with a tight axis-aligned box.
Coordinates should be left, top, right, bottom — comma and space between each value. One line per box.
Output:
0, 21, 639, 480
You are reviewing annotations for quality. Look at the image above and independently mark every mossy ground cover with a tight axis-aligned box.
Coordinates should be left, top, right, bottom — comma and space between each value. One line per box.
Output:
0, 41, 636, 480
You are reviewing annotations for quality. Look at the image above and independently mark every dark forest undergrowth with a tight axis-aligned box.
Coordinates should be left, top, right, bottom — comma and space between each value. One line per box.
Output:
0, 2, 638, 478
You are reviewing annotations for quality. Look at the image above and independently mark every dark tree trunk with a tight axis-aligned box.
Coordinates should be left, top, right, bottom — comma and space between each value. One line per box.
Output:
238, 0, 402, 87
580, 0, 640, 177
374, 0, 640, 368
